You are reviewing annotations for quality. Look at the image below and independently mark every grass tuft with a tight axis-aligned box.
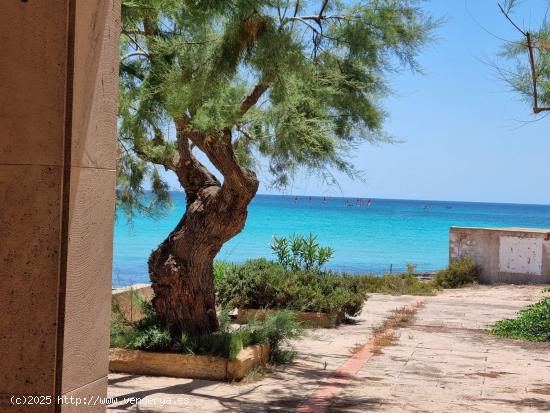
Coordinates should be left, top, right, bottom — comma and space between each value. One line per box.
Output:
353, 273, 436, 296
371, 331, 395, 353
370, 303, 422, 353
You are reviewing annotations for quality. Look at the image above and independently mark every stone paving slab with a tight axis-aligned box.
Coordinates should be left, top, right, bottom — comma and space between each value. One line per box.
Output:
328, 285, 550, 413
107, 285, 549, 412
107, 295, 413, 412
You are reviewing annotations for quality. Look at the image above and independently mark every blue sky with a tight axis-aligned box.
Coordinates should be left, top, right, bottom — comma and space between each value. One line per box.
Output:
163, 1, 550, 204
281, 0, 549, 204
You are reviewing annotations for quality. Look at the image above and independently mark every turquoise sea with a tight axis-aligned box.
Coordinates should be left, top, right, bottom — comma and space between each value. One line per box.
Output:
113, 193, 550, 287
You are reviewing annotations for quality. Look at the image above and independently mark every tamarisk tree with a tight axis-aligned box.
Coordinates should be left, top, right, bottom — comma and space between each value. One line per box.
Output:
497, 0, 550, 113
118, 0, 435, 336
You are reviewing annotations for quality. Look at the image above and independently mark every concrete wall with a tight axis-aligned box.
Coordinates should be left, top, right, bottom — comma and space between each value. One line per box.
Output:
0, 1, 119, 412
112, 285, 153, 323
450, 227, 550, 284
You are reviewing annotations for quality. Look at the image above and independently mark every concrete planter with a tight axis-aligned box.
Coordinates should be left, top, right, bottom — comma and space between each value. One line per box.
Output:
236, 308, 344, 328
109, 344, 270, 381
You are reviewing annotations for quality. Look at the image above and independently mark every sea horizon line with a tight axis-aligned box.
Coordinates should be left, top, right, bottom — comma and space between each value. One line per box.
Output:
156, 190, 550, 208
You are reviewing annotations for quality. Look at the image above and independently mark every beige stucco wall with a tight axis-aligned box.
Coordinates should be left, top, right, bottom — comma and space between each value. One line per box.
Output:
450, 227, 550, 284
0, 1, 119, 411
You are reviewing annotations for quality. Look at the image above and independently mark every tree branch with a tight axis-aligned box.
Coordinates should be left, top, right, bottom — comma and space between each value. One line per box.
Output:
292, 14, 351, 23
132, 143, 176, 172
498, 2, 550, 113
180, 123, 258, 201
319, 0, 329, 17
237, 126, 253, 142
526, 32, 550, 113
286, 17, 351, 46
121, 51, 150, 61
174, 119, 220, 192
120, 62, 145, 80
498, 3, 526, 36
236, 78, 271, 120
128, 126, 177, 172
290, 0, 300, 30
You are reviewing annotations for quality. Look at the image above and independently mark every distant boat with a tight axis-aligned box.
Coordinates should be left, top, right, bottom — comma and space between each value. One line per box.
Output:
422, 205, 430, 210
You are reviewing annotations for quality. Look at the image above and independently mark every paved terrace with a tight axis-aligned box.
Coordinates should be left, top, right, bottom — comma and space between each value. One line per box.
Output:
108, 285, 550, 412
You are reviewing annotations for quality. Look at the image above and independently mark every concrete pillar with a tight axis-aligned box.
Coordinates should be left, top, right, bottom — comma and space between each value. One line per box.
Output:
0, 1, 120, 412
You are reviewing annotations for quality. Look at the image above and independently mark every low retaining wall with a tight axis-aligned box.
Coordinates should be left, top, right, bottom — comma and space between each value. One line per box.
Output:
236, 308, 343, 328
112, 284, 153, 322
110, 344, 270, 381
450, 227, 550, 284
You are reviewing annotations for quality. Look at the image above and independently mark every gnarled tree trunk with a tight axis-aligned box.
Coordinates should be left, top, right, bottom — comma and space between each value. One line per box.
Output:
148, 125, 258, 336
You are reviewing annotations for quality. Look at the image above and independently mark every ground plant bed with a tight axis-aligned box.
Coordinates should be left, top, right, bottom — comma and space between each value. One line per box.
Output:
109, 344, 270, 381
236, 308, 344, 328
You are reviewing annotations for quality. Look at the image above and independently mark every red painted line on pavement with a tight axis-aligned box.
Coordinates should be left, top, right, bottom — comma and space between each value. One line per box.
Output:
295, 297, 425, 413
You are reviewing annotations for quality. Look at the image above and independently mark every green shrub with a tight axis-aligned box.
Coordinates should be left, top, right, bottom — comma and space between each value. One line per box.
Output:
491, 298, 550, 342
271, 233, 334, 271
110, 297, 302, 362
216, 258, 368, 316
434, 257, 479, 289
216, 258, 286, 309
406, 263, 417, 275
214, 260, 235, 289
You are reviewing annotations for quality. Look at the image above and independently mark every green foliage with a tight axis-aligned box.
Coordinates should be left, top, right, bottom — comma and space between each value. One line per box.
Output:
434, 257, 479, 289
117, 0, 437, 214
216, 259, 286, 308
271, 233, 334, 271
353, 273, 436, 295
213, 260, 235, 289
216, 258, 367, 316
491, 298, 550, 342
110, 296, 302, 361
496, 1, 550, 111
247, 310, 303, 363
116, 155, 172, 220
406, 263, 417, 275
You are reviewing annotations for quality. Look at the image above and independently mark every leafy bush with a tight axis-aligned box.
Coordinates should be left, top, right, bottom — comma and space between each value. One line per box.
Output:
216, 258, 367, 316
434, 257, 479, 289
110, 297, 302, 362
491, 298, 550, 342
216, 258, 286, 309
271, 233, 334, 271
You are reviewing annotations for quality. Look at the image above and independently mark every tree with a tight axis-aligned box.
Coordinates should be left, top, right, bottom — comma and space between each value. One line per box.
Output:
117, 0, 436, 336
497, 0, 550, 113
